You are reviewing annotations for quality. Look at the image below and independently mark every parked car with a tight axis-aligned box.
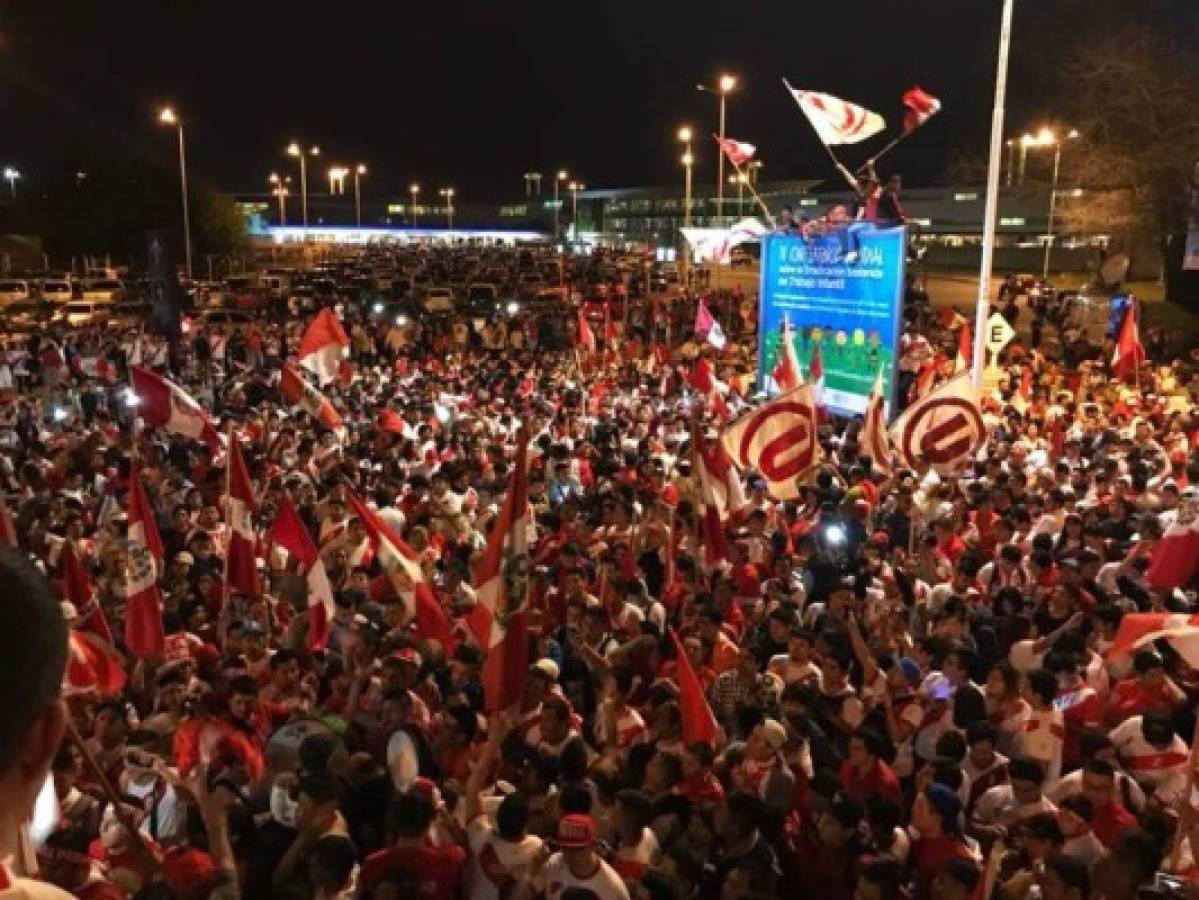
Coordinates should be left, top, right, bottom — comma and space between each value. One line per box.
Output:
1, 300, 50, 331
81, 279, 126, 302
39, 279, 75, 305
422, 287, 455, 313
57, 299, 115, 327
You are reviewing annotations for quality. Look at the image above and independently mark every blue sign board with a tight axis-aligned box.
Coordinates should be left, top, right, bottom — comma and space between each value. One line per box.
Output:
758, 225, 907, 417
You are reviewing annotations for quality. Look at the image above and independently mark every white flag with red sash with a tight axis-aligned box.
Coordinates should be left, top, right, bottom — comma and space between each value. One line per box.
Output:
267, 496, 335, 650
785, 82, 886, 145
861, 370, 892, 475
720, 385, 820, 501
1110, 613, 1199, 669
280, 365, 343, 431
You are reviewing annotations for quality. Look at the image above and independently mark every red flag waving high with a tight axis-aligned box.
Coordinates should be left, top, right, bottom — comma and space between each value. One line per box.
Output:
902, 86, 942, 134
268, 496, 336, 650
65, 629, 127, 697
61, 542, 114, 645
130, 366, 221, 452
669, 628, 718, 744
280, 365, 343, 431
470, 431, 532, 713
714, 135, 757, 167
125, 468, 164, 658
577, 307, 597, 354
224, 438, 259, 600
298, 308, 350, 385
690, 357, 731, 420
772, 316, 803, 392
1112, 303, 1145, 382
1110, 613, 1199, 670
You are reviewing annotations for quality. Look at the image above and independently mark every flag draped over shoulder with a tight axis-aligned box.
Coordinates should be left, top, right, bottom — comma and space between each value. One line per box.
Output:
784, 81, 886, 145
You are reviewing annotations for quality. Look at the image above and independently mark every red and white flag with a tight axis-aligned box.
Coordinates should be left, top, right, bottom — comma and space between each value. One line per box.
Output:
130, 366, 221, 452
1112, 303, 1145, 382
61, 542, 114, 645
125, 468, 164, 659
902, 86, 942, 134
73, 355, 117, 383
888, 371, 984, 474
693, 423, 746, 564
772, 315, 804, 392
808, 343, 827, 420
577, 307, 597, 354
298, 308, 350, 385
1146, 511, 1199, 589
690, 357, 731, 420
1110, 613, 1199, 670
720, 384, 821, 500
65, 629, 127, 697
280, 365, 343, 431
0, 493, 16, 549
785, 81, 886, 145
224, 438, 259, 600
1014, 366, 1033, 411
861, 369, 892, 475
954, 323, 972, 374
669, 628, 718, 744
469, 431, 532, 713
694, 299, 726, 350
714, 135, 757, 167
268, 496, 336, 650
345, 489, 457, 654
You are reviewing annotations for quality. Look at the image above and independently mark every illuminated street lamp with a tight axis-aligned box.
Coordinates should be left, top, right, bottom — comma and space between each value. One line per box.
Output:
2, 167, 19, 198
287, 141, 320, 233
697, 73, 737, 224
678, 126, 694, 230
268, 172, 291, 227
553, 169, 569, 240
327, 166, 349, 196
352, 164, 367, 228
567, 181, 584, 235
439, 187, 456, 230
409, 183, 420, 227
1027, 126, 1081, 277
157, 107, 192, 279
523, 171, 543, 197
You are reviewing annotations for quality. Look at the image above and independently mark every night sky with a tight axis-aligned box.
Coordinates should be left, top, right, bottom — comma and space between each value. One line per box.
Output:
0, 0, 1194, 201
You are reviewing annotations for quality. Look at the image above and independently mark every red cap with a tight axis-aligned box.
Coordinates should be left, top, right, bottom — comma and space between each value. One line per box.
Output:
162, 846, 216, 899
555, 813, 596, 849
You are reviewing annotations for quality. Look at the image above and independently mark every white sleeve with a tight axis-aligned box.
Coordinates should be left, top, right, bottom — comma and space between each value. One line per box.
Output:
1108, 716, 1139, 753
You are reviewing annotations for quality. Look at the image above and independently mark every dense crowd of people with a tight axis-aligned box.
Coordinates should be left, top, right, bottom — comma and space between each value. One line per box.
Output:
0, 248, 1197, 900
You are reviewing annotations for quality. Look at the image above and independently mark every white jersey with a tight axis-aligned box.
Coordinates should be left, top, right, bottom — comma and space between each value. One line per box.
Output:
544, 853, 630, 900
1110, 716, 1190, 804
466, 818, 544, 900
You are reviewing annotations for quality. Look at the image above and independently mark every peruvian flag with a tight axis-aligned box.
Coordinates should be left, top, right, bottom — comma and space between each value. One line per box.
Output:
954, 323, 972, 374
785, 81, 886, 145
808, 342, 827, 417
577, 307, 597, 354
65, 629, 127, 696
61, 542, 114, 645
714, 135, 756, 167
1146, 518, 1199, 589
268, 496, 336, 650
468, 431, 532, 713
130, 367, 221, 452
772, 315, 804, 392
902, 86, 942, 134
73, 355, 117, 383
690, 357, 731, 420
693, 422, 746, 565
345, 489, 457, 654
1014, 367, 1033, 410
224, 437, 259, 600
125, 468, 164, 658
669, 628, 718, 743
0, 493, 16, 548
695, 298, 726, 350
861, 369, 892, 474
174, 718, 265, 784
1110, 613, 1199, 670
298, 308, 350, 385
1112, 303, 1145, 382
280, 365, 343, 431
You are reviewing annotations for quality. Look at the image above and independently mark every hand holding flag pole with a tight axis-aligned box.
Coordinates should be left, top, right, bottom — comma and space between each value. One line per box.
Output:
855, 87, 942, 174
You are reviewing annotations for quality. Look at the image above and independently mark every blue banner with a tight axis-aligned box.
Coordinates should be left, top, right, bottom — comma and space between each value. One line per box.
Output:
758, 225, 906, 417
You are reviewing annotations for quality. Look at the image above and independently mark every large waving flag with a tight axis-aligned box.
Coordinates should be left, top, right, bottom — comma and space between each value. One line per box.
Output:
693, 422, 747, 564
61, 542, 114, 645
346, 489, 457, 654
902, 86, 942, 134
694, 299, 726, 350
714, 135, 756, 167
224, 438, 259, 600
1112, 303, 1145, 382
888, 372, 984, 475
577, 307, 597, 354
130, 366, 221, 452
690, 357, 731, 420
280, 365, 343, 431
861, 370, 892, 475
785, 81, 886, 145
669, 628, 718, 744
125, 468, 164, 659
65, 628, 127, 697
298, 308, 350, 385
268, 496, 336, 650
469, 431, 532, 713
1110, 613, 1199, 670
720, 385, 820, 501
1146, 507, 1199, 589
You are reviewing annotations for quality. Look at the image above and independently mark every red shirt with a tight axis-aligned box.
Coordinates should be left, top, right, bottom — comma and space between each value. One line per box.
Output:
839, 757, 904, 807
676, 771, 725, 805
361, 843, 467, 900
1109, 678, 1179, 720
1091, 799, 1138, 847
912, 834, 974, 900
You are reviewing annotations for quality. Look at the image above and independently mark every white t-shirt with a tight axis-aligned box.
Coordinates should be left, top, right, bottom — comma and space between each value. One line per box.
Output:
466, 818, 544, 900
544, 853, 630, 900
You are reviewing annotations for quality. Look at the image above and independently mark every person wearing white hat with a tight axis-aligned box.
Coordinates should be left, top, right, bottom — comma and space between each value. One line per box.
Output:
730, 718, 795, 814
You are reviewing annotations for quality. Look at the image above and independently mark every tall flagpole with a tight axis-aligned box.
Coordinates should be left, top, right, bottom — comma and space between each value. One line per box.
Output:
972, 0, 1015, 391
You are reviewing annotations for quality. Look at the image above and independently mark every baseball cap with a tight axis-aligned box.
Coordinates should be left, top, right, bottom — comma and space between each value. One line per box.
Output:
389, 648, 423, 668
759, 718, 787, 752
531, 658, 560, 681
555, 813, 596, 850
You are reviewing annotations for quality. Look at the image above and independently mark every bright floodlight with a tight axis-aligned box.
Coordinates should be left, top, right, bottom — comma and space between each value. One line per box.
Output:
1037, 126, 1055, 145
557, 169, 568, 181
287, 142, 301, 157
357, 164, 367, 175
1067, 128, 1080, 139
681, 152, 694, 166
719, 73, 737, 92
409, 183, 419, 193
506, 301, 519, 315
3, 167, 18, 180
158, 107, 178, 126
677, 125, 692, 143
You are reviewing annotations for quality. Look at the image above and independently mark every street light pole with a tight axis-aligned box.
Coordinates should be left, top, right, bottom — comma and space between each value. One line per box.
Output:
158, 108, 192, 279
554, 170, 568, 242
2, 168, 19, 198
287, 142, 320, 235
1041, 130, 1078, 279
269, 173, 290, 227
1018, 134, 1031, 185
354, 164, 367, 227
971, 0, 1015, 390
440, 187, 455, 230
409, 184, 420, 228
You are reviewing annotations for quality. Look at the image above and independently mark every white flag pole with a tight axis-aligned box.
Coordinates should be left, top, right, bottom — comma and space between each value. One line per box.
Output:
972, 0, 1015, 392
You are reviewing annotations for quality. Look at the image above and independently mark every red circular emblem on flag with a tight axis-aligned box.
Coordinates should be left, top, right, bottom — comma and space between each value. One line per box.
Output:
738, 400, 816, 486
900, 397, 984, 470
